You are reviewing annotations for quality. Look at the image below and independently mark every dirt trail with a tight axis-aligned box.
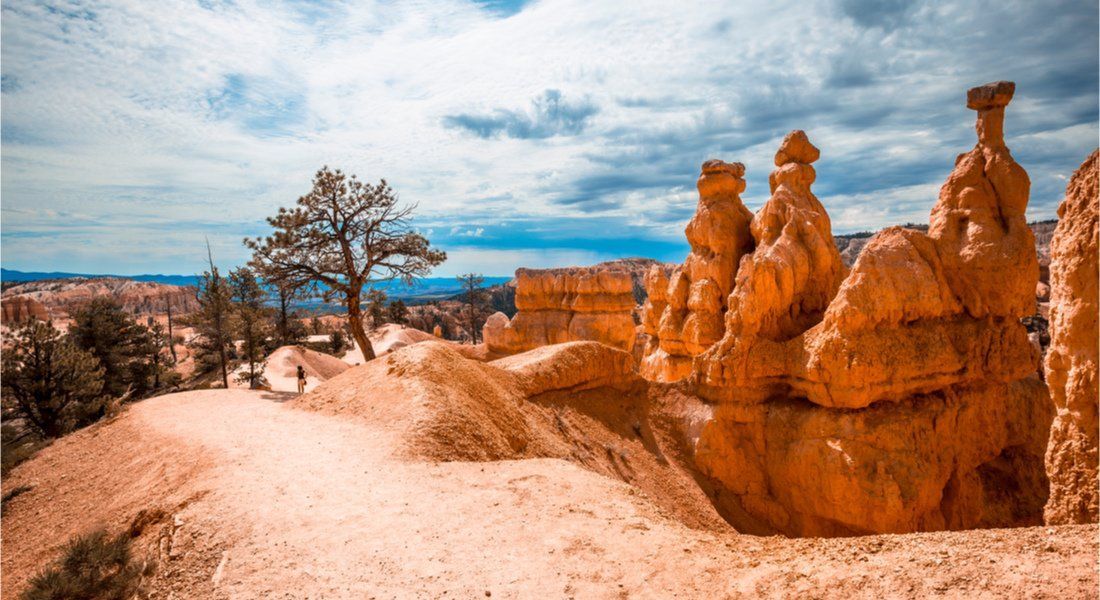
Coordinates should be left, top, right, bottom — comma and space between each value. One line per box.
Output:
3, 389, 1097, 599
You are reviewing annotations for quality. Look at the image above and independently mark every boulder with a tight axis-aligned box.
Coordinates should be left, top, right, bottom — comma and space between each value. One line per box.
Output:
1043, 149, 1099, 525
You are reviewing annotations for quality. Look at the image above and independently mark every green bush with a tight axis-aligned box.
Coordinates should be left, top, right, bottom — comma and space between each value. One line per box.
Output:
22, 529, 145, 600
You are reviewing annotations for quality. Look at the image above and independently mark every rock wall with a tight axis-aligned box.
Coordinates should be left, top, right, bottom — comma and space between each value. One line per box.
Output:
482, 267, 636, 355
0, 295, 50, 324
679, 82, 1051, 536
640, 160, 754, 382
2, 278, 198, 319
1043, 149, 1099, 525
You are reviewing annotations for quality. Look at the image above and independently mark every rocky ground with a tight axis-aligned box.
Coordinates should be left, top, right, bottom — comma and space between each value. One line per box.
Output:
3, 358, 1096, 599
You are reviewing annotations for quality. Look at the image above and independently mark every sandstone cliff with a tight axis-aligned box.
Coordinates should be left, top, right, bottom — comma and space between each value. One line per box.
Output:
0, 295, 50, 325
483, 267, 636, 355
1043, 150, 1099, 525
682, 82, 1052, 536
1, 277, 198, 320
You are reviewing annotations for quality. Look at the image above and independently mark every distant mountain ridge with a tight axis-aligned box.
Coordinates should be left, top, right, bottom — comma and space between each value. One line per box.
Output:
0, 268, 511, 303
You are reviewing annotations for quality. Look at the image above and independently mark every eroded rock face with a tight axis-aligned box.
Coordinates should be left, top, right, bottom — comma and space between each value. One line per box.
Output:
694, 130, 846, 400
0, 295, 50, 324
483, 267, 636, 355
640, 160, 754, 382
1044, 150, 1099, 525
2, 278, 198, 319
683, 84, 1051, 536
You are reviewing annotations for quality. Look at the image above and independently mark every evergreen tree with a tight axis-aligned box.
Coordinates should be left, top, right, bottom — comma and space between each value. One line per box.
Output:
246, 166, 446, 361
230, 267, 271, 389
69, 297, 155, 398
456, 273, 489, 344
1, 320, 105, 439
165, 295, 178, 363
329, 328, 348, 354
266, 278, 306, 346
147, 319, 179, 391
193, 249, 234, 388
366, 289, 388, 330
386, 299, 409, 326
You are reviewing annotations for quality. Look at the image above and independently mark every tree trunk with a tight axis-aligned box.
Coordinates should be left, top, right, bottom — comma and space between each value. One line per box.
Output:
347, 292, 376, 361
166, 298, 177, 363
278, 290, 289, 345
218, 345, 228, 388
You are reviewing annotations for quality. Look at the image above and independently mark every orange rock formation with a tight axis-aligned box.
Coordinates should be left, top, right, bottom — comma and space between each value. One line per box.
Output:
0, 295, 50, 324
483, 267, 636, 355
681, 82, 1051, 536
1043, 150, 1099, 525
640, 160, 754, 382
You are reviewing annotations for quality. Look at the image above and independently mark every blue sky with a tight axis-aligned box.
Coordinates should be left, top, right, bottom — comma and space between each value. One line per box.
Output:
1, 0, 1097, 277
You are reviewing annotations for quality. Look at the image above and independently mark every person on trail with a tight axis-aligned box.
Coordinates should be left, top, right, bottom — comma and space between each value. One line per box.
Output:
296, 365, 307, 394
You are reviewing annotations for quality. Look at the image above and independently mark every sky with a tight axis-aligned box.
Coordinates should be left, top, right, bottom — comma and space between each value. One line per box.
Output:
1, 0, 1097, 277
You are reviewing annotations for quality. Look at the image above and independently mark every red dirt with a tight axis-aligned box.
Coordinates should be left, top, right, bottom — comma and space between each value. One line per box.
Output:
2, 345, 1097, 598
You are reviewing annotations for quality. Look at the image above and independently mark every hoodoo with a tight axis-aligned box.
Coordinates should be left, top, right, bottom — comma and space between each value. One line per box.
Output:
1043, 149, 1100, 525
641, 160, 754, 382
679, 83, 1051, 536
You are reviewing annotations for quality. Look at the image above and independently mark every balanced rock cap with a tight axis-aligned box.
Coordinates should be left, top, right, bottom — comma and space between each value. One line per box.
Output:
701, 159, 746, 178
966, 81, 1015, 110
774, 130, 820, 166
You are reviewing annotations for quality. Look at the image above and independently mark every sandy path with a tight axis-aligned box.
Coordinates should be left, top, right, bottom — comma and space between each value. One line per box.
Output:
3, 390, 1097, 599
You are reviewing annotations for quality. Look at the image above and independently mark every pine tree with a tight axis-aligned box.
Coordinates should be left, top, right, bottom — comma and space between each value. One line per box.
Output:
246, 166, 446, 361
69, 297, 155, 398
272, 280, 306, 346
1, 320, 105, 439
366, 289, 388, 330
386, 299, 409, 326
193, 248, 234, 388
229, 266, 271, 389
329, 328, 348, 354
457, 273, 488, 344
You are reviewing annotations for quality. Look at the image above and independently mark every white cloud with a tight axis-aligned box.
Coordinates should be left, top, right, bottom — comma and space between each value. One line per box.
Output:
0, 0, 1096, 275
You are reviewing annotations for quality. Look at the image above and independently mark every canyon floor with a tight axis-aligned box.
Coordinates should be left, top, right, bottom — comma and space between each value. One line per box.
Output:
3, 386, 1096, 599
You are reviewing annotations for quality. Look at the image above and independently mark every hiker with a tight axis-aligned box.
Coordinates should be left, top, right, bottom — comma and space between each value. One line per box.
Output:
296, 365, 306, 393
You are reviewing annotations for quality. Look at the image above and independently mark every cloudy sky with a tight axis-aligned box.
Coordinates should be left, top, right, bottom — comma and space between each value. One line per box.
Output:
1, 0, 1097, 276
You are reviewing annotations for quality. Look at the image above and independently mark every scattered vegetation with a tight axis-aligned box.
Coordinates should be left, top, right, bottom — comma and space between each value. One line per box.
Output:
22, 529, 147, 600
387, 299, 409, 326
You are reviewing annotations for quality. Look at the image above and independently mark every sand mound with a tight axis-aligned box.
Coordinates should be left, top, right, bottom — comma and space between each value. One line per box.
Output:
491, 341, 638, 396
340, 323, 442, 364
2, 389, 1096, 597
294, 341, 726, 528
261, 345, 349, 392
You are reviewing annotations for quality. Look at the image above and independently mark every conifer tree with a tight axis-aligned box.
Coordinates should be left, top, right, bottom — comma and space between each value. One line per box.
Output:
69, 297, 155, 398
1, 320, 105, 438
193, 247, 234, 388
457, 273, 488, 344
246, 166, 446, 361
229, 266, 271, 389
366, 289, 388, 330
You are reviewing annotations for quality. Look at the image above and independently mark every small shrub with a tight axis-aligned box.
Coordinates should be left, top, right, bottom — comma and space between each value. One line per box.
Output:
22, 529, 144, 600
329, 329, 348, 354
